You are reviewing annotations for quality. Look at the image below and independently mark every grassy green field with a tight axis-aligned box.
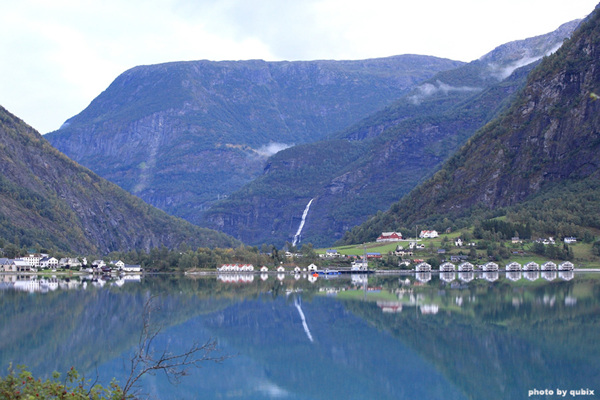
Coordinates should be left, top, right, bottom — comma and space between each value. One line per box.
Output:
318, 229, 600, 268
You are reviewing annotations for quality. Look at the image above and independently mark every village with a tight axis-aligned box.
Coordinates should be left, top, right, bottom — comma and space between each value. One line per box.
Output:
0, 253, 142, 274
317, 230, 581, 271
0, 229, 585, 279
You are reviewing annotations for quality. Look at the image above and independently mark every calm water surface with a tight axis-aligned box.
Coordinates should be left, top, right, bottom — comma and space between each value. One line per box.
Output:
1, 272, 599, 400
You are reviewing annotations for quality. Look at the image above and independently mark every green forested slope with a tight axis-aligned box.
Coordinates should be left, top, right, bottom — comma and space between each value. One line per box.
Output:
341, 6, 600, 244
0, 106, 239, 253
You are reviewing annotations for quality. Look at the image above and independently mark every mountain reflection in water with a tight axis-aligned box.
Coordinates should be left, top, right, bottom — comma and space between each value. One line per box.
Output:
0, 273, 598, 400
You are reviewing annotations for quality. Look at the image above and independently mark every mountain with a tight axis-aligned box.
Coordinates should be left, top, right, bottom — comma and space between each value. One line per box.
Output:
340, 5, 600, 244
0, 106, 239, 254
45, 56, 463, 225
203, 20, 580, 247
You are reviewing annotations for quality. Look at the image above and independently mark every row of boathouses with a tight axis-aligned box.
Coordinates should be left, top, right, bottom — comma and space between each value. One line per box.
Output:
415, 261, 575, 272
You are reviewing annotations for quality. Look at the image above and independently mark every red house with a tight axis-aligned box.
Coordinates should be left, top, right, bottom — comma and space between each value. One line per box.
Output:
376, 232, 403, 242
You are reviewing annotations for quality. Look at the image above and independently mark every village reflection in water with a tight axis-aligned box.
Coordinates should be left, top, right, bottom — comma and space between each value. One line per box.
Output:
1, 270, 578, 315
0, 273, 141, 293
1, 271, 598, 399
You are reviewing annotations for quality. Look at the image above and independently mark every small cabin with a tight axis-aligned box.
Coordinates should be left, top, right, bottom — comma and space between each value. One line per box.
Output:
523, 262, 540, 271
558, 261, 574, 271
458, 262, 474, 272
482, 262, 498, 272
439, 262, 456, 272
505, 262, 521, 271
541, 261, 557, 271
415, 262, 431, 272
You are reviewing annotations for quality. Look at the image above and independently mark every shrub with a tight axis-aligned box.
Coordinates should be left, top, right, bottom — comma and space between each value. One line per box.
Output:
0, 364, 126, 399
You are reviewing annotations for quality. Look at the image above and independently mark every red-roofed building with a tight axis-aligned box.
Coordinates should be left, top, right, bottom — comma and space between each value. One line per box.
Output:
419, 230, 439, 238
376, 232, 403, 242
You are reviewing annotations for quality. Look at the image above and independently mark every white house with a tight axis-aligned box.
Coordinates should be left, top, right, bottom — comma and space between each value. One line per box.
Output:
307, 264, 318, 272
558, 261, 574, 271
505, 262, 521, 271
110, 260, 125, 269
458, 262, 474, 272
439, 262, 456, 272
536, 237, 555, 245
14, 259, 32, 272
260, 266, 269, 272
541, 261, 557, 271
523, 262, 540, 271
0, 258, 15, 272
419, 230, 439, 239
323, 249, 340, 258
59, 258, 82, 268
564, 237, 577, 244
415, 262, 431, 272
482, 262, 498, 272
39, 257, 59, 269
123, 264, 142, 273
454, 238, 463, 247
20, 254, 45, 269
351, 260, 368, 271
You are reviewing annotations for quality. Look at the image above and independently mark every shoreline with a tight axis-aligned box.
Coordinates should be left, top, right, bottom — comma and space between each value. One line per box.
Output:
2, 268, 599, 277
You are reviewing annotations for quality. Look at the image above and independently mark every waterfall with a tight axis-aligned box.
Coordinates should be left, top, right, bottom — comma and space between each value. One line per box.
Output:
292, 198, 314, 247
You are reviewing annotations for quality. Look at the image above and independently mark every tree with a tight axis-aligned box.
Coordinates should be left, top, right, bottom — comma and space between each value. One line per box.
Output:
121, 297, 230, 398
300, 243, 318, 262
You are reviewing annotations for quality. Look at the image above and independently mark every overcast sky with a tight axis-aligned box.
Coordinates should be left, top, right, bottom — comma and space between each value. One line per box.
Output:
0, 0, 598, 134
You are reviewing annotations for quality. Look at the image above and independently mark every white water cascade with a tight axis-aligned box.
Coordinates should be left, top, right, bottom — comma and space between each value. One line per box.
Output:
292, 198, 314, 247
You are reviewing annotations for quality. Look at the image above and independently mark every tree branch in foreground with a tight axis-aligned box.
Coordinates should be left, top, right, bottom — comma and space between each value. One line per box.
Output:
121, 296, 231, 398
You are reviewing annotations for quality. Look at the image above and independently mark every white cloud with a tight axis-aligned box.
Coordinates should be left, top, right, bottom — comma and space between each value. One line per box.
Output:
255, 142, 293, 158
486, 43, 564, 80
0, 0, 597, 134
410, 81, 481, 104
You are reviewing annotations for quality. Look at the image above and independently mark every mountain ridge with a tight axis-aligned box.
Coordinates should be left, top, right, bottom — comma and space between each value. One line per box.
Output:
340, 6, 600, 244
46, 55, 463, 225
0, 105, 239, 254
203, 20, 581, 247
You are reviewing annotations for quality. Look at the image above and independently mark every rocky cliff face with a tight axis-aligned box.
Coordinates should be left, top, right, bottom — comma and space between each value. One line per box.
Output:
341, 6, 600, 242
0, 106, 239, 253
203, 21, 580, 247
46, 56, 463, 225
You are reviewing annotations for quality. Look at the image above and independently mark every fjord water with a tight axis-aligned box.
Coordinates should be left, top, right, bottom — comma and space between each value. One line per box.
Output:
1, 273, 599, 400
